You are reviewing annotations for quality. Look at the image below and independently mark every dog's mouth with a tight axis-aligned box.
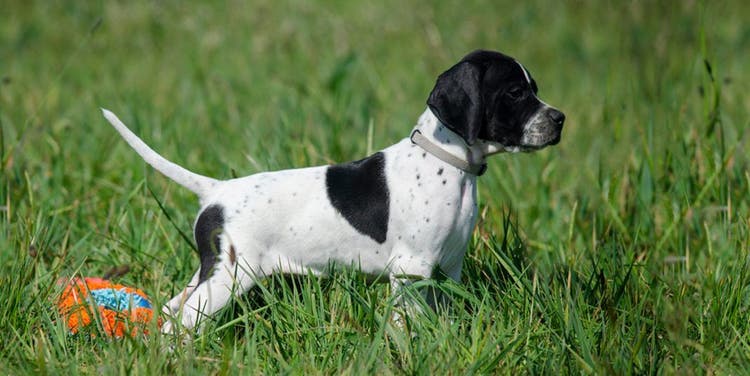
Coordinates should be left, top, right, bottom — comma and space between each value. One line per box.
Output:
546, 133, 562, 146
519, 131, 562, 152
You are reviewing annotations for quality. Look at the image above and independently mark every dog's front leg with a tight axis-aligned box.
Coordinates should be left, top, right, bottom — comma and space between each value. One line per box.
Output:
387, 248, 439, 324
387, 248, 467, 325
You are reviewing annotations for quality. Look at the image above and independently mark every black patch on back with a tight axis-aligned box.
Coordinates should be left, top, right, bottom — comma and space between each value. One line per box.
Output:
326, 152, 389, 244
195, 204, 224, 283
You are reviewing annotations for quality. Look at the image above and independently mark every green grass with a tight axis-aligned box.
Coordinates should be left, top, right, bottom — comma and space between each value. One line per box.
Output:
1, 0, 749, 373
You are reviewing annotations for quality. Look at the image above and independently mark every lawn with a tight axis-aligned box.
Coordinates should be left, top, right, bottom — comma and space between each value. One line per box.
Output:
1, 1, 749, 374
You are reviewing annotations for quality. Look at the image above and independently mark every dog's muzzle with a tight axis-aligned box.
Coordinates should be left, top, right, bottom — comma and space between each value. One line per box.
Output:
521, 107, 565, 149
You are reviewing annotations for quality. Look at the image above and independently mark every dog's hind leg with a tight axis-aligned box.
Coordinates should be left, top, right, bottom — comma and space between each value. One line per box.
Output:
163, 259, 258, 332
162, 269, 201, 316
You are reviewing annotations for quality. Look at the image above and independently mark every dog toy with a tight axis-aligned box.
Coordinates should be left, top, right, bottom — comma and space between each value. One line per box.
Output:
57, 277, 160, 337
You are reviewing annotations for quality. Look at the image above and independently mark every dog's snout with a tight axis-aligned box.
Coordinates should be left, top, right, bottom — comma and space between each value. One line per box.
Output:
548, 109, 565, 127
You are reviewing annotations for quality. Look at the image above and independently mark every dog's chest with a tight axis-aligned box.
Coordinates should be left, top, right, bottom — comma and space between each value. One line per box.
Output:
385, 140, 478, 253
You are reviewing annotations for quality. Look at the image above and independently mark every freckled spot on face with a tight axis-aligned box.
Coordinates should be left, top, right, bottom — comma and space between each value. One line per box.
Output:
425, 218, 430, 223
424, 200, 428, 205
398, 235, 402, 240
422, 152, 427, 158
416, 174, 420, 180
437, 168, 443, 175
254, 185, 260, 189
442, 180, 447, 185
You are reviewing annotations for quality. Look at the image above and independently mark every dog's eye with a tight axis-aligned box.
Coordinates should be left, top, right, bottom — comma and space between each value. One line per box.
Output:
506, 86, 525, 101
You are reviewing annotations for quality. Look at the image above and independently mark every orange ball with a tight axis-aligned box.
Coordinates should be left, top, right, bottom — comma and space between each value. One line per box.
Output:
57, 277, 160, 337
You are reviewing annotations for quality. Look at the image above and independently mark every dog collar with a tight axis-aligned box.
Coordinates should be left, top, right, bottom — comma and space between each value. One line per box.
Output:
410, 129, 487, 176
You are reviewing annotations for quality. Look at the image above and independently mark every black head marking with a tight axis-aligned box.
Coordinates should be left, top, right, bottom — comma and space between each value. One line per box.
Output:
427, 56, 484, 145
427, 49, 555, 147
326, 152, 389, 243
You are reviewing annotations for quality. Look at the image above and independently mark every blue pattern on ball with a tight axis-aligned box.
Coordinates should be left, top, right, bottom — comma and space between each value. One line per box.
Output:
90, 288, 152, 311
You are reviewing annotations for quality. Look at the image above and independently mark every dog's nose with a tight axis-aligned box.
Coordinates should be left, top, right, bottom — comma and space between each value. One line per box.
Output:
548, 109, 565, 127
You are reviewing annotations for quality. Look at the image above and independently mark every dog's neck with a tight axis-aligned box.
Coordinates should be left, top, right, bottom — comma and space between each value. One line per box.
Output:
412, 109, 498, 175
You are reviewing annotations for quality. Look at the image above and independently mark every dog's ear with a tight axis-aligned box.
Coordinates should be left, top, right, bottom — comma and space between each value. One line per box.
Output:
427, 61, 484, 145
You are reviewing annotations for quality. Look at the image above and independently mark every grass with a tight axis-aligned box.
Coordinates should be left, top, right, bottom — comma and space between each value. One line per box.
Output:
1, 0, 749, 373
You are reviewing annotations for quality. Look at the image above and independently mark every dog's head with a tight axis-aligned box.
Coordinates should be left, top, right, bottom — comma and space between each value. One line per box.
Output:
427, 50, 564, 152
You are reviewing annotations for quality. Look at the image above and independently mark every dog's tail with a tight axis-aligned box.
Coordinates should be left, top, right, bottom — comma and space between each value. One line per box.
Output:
101, 109, 218, 197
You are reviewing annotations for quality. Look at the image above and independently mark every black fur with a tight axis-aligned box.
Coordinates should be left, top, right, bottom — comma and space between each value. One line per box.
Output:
326, 152, 389, 244
427, 49, 558, 147
195, 204, 224, 283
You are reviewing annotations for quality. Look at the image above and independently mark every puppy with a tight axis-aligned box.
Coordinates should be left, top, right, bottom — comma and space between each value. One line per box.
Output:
101, 50, 564, 332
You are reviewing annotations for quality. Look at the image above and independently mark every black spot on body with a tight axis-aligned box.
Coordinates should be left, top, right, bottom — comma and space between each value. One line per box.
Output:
195, 205, 224, 283
437, 168, 443, 175
326, 152, 389, 244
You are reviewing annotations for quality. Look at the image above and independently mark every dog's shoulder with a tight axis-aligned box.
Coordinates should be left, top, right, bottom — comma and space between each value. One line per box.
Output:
325, 152, 390, 244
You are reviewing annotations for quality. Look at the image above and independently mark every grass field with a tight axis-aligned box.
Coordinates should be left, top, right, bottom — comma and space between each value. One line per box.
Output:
1, 1, 749, 374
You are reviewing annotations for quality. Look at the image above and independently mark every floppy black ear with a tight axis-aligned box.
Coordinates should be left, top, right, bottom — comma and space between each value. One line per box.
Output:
427, 61, 484, 145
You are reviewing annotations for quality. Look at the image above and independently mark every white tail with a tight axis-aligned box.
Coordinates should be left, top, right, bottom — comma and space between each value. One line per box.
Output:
101, 108, 217, 197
